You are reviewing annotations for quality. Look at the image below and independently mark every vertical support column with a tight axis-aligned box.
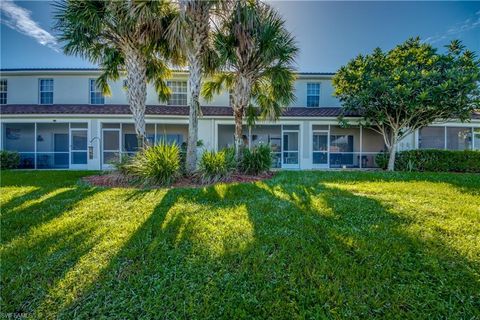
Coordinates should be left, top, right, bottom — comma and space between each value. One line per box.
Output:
444, 126, 447, 150
359, 125, 363, 169
0, 123, 3, 150
34, 122, 37, 169
68, 122, 71, 169
472, 127, 475, 150
154, 123, 157, 145
327, 125, 331, 169
248, 126, 252, 149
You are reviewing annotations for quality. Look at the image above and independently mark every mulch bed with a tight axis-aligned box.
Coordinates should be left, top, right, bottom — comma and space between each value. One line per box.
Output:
83, 171, 276, 189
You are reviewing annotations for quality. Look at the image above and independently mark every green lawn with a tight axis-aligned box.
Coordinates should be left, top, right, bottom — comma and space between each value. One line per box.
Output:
1, 170, 479, 319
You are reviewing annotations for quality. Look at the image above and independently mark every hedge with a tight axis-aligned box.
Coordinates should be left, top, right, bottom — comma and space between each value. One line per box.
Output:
0, 151, 20, 170
394, 149, 480, 173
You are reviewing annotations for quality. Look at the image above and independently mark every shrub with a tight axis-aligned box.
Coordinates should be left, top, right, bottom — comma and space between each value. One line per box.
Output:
126, 142, 181, 186
1, 151, 20, 170
113, 154, 134, 175
240, 144, 272, 175
395, 149, 480, 173
375, 152, 389, 170
198, 148, 236, 184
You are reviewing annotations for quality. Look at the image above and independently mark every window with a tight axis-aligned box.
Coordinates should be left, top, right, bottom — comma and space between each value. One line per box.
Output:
419, 126, 444, 149
306, 83, 320, 107
474, 128, 480, 151
0, 79, 7, 104
39, 79, 53, 104
330, 135, 354, 152
446, 127, 472, 150
90, 79, 105, 104
167, 81, 187, 105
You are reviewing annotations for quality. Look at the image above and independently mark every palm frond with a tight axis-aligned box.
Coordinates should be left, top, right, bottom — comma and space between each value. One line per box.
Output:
201, 72, 235, 101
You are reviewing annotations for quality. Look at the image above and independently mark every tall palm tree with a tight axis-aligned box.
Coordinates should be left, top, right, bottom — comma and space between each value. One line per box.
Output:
202, 0, 298, 159
55, 0, 177, 148
167, 0, 230, 173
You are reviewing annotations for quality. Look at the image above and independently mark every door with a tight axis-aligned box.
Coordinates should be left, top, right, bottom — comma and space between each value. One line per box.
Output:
54, 133, 69, 168
312, 131, 328, 168
70, 129, 88, 169
282, 130, 299, 169
102, 129, 121, 168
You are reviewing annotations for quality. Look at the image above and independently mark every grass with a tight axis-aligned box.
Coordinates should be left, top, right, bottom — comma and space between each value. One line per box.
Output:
1, 170, 479, 319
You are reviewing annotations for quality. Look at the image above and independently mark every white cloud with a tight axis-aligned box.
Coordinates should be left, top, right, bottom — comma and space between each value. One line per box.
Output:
424, 10, 480, 44
0, 0, 59, 52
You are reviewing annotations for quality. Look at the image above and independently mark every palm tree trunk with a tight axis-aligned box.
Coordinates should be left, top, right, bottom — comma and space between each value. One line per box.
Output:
124, 45, 148, 150
185, 51, 202, 173
234, 107, 244, 158
232, 75, 251, 160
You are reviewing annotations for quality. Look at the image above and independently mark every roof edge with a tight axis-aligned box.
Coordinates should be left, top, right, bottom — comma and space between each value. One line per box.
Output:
0, 68, 336, 76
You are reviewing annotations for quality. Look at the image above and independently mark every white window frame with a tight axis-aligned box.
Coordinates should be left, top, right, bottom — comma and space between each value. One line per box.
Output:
0, 79, 7, 105
306, 83, 320, 107
167, 80, 187, 106
89, 79, 105, 105
39, 78, 54, 105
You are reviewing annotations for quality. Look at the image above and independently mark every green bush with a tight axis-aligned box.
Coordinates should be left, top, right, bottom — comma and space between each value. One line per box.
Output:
198, 148, 236, 184
240, 144, 272, 175
1, 151, 20, 170
395, 149, 480, 173
126, 142, 181, 186
375, 152, 389, 170
113, 154, 134, 175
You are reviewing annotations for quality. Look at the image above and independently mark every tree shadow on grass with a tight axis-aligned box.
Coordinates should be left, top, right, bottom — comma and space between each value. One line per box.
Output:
56, 175, 480, 319
1, 187, 101, 244
0, 179, 107, 316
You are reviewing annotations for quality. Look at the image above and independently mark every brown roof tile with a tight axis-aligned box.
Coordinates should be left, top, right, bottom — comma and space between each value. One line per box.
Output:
1, 104, 478, 119
0, 104, 357, 118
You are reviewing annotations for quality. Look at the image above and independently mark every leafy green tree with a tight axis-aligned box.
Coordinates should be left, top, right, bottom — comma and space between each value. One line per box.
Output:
333, 38, 480, 171
55, 0, 178, 148
202, 0, 298, 159
167, 0, 230, 173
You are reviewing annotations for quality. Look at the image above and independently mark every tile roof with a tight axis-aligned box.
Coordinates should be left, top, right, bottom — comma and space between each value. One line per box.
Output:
0, 104, 356, 117
2, 104, 478, 119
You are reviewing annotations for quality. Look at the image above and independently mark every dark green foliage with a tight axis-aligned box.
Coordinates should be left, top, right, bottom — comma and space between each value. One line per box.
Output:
0, 151, 20, 170
333, 37, 480, 170
126, 142, 181, 186
198, 148, 236, 184
395, 149, 480, 173
240, 144, 272, 175
375, 152, 389, 170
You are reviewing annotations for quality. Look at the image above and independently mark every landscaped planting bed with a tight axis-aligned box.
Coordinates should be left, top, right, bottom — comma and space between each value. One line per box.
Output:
1, 170, 479, 318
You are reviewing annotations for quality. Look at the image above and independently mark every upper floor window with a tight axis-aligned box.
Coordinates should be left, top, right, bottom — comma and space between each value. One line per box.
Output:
39, 79, 54, 105
306, 83, 320, 107
0, 79, 7, 104
90, 79, 105, 105
167, 81, 187, 105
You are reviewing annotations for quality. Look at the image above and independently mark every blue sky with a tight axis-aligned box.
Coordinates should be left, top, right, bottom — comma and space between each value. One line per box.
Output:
1, 1, 479, 72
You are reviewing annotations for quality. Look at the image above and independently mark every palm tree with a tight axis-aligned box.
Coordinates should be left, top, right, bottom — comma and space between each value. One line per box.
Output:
167, 0, 230, 173
202, 0, 298, 159
55, 0, 177, 148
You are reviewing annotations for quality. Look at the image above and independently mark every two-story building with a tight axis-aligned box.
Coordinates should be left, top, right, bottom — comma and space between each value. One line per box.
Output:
1, 68, 479, 170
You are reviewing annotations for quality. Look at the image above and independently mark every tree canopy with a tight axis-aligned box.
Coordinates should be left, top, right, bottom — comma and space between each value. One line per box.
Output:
333, 37, 480, 170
